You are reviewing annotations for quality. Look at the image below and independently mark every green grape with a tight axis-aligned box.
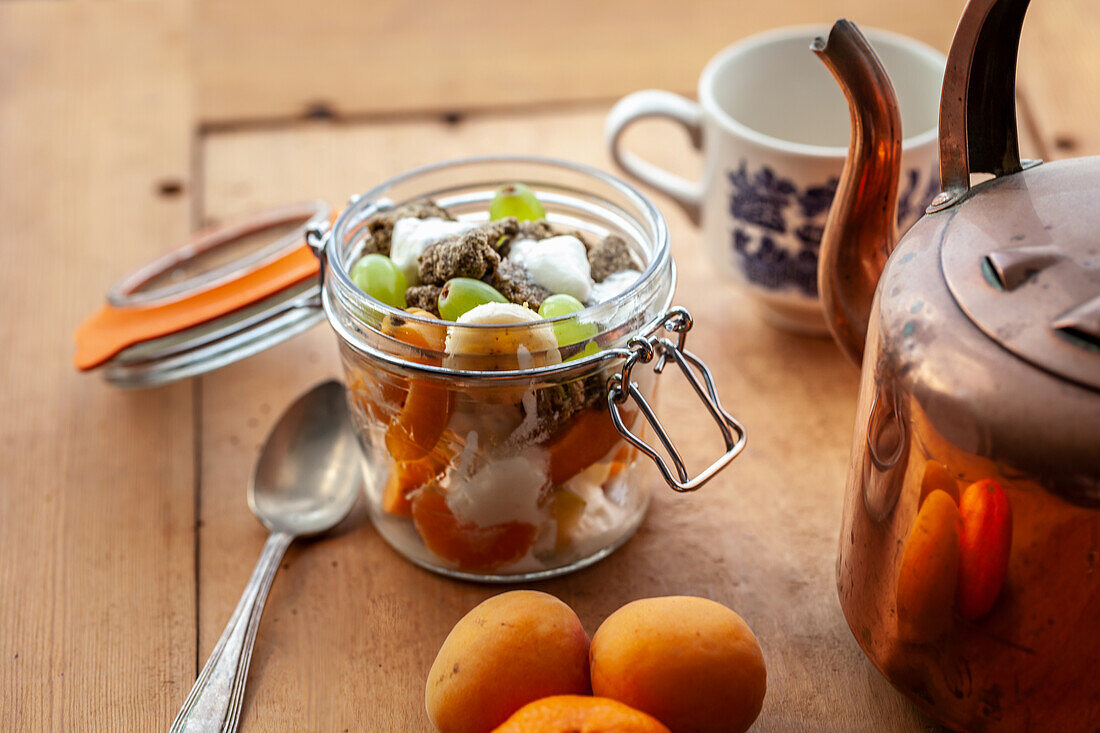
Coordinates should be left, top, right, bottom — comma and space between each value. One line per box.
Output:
539, 293, 598, 348
490, 182, 546, 222
565, 341, 601, 362
438, 277, 508, 322
350, 253, 407, 309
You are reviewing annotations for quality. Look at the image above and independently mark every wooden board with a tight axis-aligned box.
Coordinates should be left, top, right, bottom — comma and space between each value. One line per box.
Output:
0, 1, 196, 729
194, 0, 966, 125
4, 0, 1096, 728
199, 107, 935, 730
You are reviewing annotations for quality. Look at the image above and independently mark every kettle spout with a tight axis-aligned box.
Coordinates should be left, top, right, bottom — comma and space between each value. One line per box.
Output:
812, 21, 903, 366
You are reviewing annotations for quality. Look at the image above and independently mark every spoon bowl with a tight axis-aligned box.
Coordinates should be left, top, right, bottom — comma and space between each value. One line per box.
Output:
248, 380, 360, 536
172, 380, 361, 733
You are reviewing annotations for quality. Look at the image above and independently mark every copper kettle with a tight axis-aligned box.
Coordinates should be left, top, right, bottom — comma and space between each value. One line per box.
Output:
812, 0, 1100, 729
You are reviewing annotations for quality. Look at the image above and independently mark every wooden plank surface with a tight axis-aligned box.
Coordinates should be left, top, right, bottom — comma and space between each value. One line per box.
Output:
199, 108, 934, 731
0, 1, 196, 729
194, 0, 966, 125
3, 0, 1096, 728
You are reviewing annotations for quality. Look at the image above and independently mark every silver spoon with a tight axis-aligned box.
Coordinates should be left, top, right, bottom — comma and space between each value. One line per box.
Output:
170, 380, 360, 733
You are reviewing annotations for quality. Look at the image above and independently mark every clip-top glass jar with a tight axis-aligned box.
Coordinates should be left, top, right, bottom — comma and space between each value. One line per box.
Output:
311, 156, 745, 581
74, 155, 744, 582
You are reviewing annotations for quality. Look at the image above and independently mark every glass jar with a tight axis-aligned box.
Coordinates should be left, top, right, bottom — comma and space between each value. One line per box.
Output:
74, 155, 745, 582
312, 156, 745, 581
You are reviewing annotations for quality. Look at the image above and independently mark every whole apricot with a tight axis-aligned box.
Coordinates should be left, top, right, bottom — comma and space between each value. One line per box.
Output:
492, 695, 670, 733
590, 596, 766, 733
426, 591, 591, 733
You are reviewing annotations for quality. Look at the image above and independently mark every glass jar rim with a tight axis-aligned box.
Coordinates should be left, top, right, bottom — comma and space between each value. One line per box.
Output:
321, 155, 675, 378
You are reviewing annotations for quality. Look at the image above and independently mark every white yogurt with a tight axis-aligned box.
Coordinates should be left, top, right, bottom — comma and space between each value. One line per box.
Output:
589, 269, 641, 305
445, 451, 549, 527
508, 235, 593, 302
389, 217, 473, 285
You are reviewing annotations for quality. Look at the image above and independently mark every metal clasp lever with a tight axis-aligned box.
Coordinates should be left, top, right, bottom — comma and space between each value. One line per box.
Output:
606, 307, 747, 492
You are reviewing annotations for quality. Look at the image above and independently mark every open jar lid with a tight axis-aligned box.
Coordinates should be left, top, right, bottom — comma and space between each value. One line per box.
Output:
74, 200, 332, 388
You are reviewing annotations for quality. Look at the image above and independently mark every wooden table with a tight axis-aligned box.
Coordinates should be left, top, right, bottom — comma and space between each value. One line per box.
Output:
2, 0, 1093, 729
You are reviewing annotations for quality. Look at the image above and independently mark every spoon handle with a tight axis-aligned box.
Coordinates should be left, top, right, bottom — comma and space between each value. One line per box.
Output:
170, 531, 294, 733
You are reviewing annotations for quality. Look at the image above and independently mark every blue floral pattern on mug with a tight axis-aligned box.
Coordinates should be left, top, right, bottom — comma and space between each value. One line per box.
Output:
728, 161, 938, 297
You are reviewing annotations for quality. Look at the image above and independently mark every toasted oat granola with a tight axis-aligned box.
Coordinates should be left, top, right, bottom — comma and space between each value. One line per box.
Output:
488, 260, 552, 311
361, 198, 454, 256
417, 220, 519, 285
586, 234, 637, 282
404, 284, 442, 316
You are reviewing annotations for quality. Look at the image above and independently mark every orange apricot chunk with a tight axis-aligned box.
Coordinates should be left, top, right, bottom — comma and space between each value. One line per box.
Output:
411, 487, 537, 573
590, 596, 766, 733
492, 695, 670, 733
546, 405, 635, 486
385, 379, 451, 462
382, 308, 454, 462
956, 478, 1012, 620
918, 459, 959, 507
425, 591, 591, 733
896, 489, 961, 643
382, 307, 447, 356
381, 454, 448, 518
606, 443, 637, 481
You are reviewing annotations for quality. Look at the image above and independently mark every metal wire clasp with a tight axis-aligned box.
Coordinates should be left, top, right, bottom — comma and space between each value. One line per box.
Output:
304, 219, 331, 292
606, 307, 746, 492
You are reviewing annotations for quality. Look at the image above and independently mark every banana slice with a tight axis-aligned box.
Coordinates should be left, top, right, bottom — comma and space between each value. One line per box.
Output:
444, 302, 561, 371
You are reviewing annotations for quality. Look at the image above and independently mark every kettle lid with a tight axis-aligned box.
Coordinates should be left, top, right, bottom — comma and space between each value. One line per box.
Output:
940, 158, 1100, 392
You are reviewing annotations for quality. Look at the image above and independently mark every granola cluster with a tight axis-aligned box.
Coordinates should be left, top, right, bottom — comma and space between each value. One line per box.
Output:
361, 199, 453, 255
489, 260, 552, 311
384, 197, 635, 306
587, 234, 638, 282
417, 218, 516, 284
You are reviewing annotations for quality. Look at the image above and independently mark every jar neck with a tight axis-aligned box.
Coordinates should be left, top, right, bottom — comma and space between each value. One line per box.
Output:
320, 156, 674, 378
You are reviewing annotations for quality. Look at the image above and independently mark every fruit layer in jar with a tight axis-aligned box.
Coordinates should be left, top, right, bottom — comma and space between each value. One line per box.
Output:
344, 183, 650, 574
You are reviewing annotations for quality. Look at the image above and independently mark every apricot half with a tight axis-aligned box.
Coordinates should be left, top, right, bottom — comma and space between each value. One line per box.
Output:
590, 596, 766, 733
426, 591, 591, 733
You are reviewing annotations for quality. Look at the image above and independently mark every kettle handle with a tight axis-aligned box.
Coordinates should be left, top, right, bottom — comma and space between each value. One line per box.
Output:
931, 0, 1034, 212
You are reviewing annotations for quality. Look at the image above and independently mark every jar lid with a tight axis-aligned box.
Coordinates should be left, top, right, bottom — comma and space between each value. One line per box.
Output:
74, 201, 332, 388
941, 162, 1100, 392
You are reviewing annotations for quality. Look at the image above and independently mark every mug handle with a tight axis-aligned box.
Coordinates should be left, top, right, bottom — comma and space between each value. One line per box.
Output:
604, 90, 705, 225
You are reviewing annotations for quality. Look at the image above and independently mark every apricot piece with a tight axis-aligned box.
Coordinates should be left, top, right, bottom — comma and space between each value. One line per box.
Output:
385, 379, 452, 461
546, 406, 635, 486
381, 309, 454, 462
606, 443, 637, 481
492, 695, 670, 733
918, 459, 959, 507
896, 489, 961, 643
956, 478, 1012, 620
425, 591, 591, 733
590, 596, 766, 733
381, 454, 447, 518
382, 307, 447, 356
411, 487, 537, 573
346, 367, 403, 423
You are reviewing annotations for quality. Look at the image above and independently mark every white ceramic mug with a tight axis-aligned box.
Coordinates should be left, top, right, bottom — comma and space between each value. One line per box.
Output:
606, 26, 945, 333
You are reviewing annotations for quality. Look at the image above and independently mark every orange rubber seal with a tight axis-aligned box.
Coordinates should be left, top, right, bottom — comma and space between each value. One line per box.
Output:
74, 244, 321, 371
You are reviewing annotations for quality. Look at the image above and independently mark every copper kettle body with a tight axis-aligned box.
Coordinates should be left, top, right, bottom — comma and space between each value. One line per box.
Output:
814, 1, 1100, 729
